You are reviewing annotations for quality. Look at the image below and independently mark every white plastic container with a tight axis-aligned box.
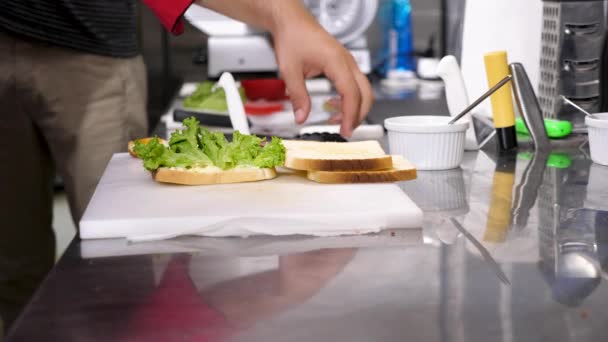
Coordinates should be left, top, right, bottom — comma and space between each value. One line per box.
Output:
384, 115, 469, 170
586, 113, 608, 166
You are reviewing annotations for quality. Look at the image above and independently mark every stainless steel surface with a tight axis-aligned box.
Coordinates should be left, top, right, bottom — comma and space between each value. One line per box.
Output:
562, 95, 597, 119
511, 152, 549, 230
6, 137, 608, 341
510, 63, 551, 152
449, 217, 511, 286
448, 75, 512, 125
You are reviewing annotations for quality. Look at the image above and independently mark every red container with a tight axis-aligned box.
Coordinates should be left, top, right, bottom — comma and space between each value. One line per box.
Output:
241, 78, 287, 101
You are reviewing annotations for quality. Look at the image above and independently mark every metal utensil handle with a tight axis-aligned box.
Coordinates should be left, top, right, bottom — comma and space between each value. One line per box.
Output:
510, 63, 551, 153
448, 75, 513, 125
562, 95, 596, 119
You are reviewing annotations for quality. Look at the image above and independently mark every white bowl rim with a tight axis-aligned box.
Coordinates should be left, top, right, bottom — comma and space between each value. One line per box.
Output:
384, 115, 469, 133
586, 113, 608, 129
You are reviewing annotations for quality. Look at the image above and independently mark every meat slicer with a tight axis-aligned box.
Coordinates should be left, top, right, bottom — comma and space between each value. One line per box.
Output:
184, 0, 378, 77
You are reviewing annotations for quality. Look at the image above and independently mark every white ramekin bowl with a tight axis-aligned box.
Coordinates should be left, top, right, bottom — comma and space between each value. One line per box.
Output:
385, 115, 469, 171
586, 113, 608, 166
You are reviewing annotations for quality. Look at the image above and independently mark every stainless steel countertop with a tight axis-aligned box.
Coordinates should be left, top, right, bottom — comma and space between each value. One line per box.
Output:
6, 133, 608, 341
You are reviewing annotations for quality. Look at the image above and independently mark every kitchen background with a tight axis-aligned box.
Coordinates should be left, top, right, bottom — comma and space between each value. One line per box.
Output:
53, 0, 460, 256
138, 0, 463, 129
53, 0, 465, 256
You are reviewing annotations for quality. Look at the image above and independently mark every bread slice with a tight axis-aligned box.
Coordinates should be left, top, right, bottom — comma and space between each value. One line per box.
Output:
152, 166, 277, 185
283, 140, 393, 171
306, 156, 416, 184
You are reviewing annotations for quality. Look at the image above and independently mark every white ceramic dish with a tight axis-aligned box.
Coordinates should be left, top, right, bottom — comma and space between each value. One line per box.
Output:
384, 115, 469, 170
585, 113, 608, 166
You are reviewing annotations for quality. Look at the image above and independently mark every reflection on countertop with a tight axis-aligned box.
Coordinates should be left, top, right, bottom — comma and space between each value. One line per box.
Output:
5, 138, 608, 341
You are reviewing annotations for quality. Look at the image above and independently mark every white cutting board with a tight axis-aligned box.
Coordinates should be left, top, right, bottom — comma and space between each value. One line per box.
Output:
79, 154, 423, 241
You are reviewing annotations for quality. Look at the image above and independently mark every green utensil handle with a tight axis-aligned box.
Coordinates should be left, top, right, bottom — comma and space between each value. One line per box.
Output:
515, 117, 572, 139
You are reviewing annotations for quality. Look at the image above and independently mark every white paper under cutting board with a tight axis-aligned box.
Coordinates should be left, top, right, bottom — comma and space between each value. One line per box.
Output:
79, 154, 423, 240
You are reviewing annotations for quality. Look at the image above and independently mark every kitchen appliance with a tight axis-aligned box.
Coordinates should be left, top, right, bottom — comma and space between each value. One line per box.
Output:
79, 154, 423, 241
537, 0, 607, 132
184, 0, 378, 77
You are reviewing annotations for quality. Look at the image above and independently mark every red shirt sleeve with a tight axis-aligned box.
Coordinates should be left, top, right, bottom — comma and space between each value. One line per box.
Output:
142, 0, 195, 35
124, 255, 234, 341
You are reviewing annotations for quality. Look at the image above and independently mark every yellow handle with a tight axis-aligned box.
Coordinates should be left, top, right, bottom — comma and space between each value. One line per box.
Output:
484, 51, 516, 128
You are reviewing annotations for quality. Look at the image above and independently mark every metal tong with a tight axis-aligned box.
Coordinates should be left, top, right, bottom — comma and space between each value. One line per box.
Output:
509, 63, 551, 152
508, 63, 552, 229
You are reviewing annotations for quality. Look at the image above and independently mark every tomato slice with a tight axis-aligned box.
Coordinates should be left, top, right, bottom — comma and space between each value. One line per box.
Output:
244, 101, 285, 116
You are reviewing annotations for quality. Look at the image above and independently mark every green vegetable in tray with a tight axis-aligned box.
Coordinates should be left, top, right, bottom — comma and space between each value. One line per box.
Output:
183, 81, 247, 112
134, 117, 285, 171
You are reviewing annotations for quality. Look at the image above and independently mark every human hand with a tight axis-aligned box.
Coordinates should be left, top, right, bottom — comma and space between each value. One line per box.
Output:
270, 3, 373, 137
198, 0, 373, 137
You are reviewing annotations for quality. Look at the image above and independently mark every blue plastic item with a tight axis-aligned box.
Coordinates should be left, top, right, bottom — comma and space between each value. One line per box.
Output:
378, 0, 415, 75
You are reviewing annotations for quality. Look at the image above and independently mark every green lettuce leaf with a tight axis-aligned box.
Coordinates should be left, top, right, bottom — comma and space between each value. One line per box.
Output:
183, 81, 247, 112
133, 137, 210, 171
168, 117, 213, 166
199, 129, 228, 165
182, 82, 214, 109
252, 136, 286, 168
134, 116, 285, 172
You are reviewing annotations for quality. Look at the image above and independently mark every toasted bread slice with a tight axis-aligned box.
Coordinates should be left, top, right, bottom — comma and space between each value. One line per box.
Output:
128, 138, 168, 158
306, 156, 416, 184
152, 166, 277, 185
283, 140, 392, 171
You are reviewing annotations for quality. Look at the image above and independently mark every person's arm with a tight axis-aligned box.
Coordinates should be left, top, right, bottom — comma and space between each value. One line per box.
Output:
198, 0, 373, 137
143, 0, 372, 137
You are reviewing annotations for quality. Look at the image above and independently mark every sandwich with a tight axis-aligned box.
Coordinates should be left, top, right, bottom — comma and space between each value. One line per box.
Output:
282, 140, 393, 171
306, 155, 417, 184
282, 140, 416, 184
130, 117, 286, 185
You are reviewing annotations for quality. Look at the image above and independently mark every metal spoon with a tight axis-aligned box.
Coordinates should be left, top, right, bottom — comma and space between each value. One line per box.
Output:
561, 96, 597, 119
448, 75, 513, 125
